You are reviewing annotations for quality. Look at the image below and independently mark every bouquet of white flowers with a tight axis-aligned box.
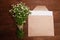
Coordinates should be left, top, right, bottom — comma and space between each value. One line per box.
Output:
9, 2, 31, 39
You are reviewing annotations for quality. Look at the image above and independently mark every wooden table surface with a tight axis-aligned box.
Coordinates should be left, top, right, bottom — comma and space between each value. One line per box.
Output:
0, 0, 60, 40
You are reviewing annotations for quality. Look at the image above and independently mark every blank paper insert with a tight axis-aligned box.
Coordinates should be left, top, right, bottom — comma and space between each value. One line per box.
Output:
28, 6, 54, 37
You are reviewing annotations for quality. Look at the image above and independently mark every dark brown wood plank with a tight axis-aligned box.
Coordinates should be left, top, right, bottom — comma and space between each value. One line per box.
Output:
0, 0, 60, 40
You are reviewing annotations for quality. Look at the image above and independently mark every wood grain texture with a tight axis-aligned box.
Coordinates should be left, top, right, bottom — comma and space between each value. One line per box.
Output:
0, 0, 19, 40
0, 0, 60, 40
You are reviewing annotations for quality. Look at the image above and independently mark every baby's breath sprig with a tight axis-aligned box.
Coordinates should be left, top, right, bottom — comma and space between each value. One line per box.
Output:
9, 2, 31, 39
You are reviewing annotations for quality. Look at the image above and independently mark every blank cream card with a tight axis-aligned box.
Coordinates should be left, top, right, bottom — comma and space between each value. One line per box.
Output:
28, 11, 54, 37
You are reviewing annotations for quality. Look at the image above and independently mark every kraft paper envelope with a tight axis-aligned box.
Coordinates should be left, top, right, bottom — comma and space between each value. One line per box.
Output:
28, 11, 54, 37
33, 6, 48, 11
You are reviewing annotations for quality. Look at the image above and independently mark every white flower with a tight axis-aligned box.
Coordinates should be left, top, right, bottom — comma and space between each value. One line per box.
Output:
16, 8, 18, 10
25, 6, 28, 10
11, 4, 14, 7
17, 16, 22, 18
19, 13, 20, 14
13, 10, 16, 13
26, 13, 28, 14
24, 14, 25, 16
9, 9, 12, 12
19, 17, 22, 18
12, 15, 15, 17
23, 21, 26, 23
16, 4, 19, 7
13, 5, 16, 8
21, 7, 24, 9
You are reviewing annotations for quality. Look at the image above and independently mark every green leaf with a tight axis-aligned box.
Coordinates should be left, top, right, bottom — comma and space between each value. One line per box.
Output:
9, 2, 31, 39
16, 29, 24, 39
